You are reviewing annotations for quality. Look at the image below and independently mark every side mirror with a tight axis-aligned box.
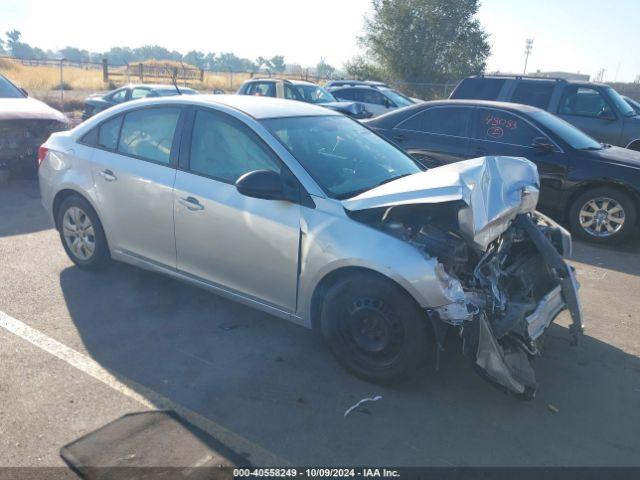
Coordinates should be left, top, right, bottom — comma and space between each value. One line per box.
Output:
382, 98, 393, 108
531, 137, 555, 152
235, 169, 288, 201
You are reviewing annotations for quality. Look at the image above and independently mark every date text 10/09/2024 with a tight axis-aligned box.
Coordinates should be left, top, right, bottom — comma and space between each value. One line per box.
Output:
233, 468, 401, 478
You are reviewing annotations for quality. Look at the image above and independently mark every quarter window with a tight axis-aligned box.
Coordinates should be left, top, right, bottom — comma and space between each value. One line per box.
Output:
97, 115, 123, 150
189, 109, 280, 183
475, 109, 541, 147
558, 87, 613, 118
118, 108, 181, 164
399, 107, 470, 137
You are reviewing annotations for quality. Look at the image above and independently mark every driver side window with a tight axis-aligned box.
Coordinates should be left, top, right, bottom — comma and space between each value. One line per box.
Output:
558, 87, 613, 118
117, 108, 181, 164
189, 109, 281, 183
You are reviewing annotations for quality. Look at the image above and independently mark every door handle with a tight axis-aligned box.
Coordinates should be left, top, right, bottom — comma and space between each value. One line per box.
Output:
393, 134, 408, 142
179, 196, 204, 211
100, 169, 117, 182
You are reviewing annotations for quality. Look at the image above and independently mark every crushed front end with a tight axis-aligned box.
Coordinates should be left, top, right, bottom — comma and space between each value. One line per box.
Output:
344, 156, 584, 399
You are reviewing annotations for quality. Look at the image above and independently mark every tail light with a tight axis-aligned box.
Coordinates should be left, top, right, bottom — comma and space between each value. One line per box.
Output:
37, 146, 48, 167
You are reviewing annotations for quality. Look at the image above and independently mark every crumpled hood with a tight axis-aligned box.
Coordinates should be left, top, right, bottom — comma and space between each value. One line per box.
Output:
342, 156, 540, 250
0, 97, 68, 123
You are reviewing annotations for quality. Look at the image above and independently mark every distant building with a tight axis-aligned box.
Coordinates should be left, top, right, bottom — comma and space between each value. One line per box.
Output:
531, 71, 591, 81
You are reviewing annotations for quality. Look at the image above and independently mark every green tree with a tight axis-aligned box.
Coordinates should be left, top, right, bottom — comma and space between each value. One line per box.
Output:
316, 58, 335, 79
269, 55, 286, 73
344, 55, 386, 81
362, 0, 489, 97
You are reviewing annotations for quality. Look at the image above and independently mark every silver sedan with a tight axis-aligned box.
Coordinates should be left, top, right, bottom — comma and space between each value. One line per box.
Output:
38, 95, 582, 398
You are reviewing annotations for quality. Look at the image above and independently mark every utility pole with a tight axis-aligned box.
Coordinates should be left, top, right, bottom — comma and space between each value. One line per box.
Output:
523, 38, 534, 74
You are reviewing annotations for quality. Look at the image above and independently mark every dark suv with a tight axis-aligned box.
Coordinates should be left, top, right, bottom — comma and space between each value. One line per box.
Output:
450, 75, 640, 150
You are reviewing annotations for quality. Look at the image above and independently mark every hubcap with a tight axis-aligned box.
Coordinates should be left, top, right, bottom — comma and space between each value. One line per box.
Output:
578, 197, 625, 237
62, 207, 95, 260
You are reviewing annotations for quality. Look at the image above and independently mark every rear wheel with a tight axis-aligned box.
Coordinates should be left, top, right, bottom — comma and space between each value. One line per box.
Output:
57, 195, 111, 270
568, 187, 637, 243
320, 274, 433, 383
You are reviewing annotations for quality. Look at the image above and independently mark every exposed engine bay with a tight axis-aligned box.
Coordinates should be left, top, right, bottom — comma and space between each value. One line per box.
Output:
344, 157, 584, 400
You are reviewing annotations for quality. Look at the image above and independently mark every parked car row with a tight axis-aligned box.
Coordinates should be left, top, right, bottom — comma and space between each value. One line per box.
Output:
366, 99, 640, 244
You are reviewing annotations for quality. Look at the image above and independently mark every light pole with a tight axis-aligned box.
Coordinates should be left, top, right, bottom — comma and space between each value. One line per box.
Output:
523, 38, 534, 75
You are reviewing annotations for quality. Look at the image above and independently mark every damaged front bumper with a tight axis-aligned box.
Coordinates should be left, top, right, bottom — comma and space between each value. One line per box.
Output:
435, 213, 584, 400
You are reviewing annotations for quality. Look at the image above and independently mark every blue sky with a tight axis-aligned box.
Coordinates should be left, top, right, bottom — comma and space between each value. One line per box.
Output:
1, 0, 639, 82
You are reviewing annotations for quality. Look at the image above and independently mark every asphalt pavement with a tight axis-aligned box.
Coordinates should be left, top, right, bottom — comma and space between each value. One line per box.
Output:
1, 179, 639, 468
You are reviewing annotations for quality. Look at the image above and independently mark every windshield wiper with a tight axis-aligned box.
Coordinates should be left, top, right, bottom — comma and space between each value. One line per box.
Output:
336, 173, 414, 200
375, 173, 413, 187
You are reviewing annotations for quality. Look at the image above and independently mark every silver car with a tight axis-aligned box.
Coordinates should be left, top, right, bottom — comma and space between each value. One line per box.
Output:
38, 95, 583, 399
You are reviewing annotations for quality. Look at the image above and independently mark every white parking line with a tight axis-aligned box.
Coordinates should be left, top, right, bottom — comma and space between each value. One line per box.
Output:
0, 310, 286, 466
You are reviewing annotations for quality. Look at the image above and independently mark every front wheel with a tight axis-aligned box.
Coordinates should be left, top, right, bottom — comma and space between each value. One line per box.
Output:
320, 274, 433, 383
568, 187, 637, 243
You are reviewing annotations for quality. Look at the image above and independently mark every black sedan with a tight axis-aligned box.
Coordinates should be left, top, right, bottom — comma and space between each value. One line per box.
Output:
82, 84, 198, 120
366, 100, 640, 244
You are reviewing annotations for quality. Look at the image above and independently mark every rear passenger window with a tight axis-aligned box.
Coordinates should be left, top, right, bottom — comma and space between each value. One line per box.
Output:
189, 109, 281, 183
249, 82, 276, 97
398, 107, 470, 137
451, 78, 505, 100
475, 109, 540, 147
333, 89, 357, 101
512, 81, 555, 109
118, 108, 180, 164
97, 115, 123, 150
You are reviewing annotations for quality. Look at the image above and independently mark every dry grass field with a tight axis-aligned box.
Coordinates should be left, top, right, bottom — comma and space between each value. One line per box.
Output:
0, 57, 254, 111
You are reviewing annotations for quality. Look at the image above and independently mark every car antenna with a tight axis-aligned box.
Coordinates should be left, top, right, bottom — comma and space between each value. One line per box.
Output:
164, 65, 182, 95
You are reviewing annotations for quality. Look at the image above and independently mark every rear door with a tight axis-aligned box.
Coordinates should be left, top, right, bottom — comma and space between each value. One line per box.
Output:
556, 85, 622, 144
89, 106, 183, 266
173, 108, 301, 312
391, 106, 473, 168
470, 107, 568, 209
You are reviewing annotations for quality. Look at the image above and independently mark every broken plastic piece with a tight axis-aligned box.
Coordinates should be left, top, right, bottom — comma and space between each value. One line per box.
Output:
344, 396, 382, 417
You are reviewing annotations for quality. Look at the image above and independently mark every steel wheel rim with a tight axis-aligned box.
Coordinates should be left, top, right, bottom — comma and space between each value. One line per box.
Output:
339, 297, 405, 364
62, 206, 95, 260
578, 196, 625, 237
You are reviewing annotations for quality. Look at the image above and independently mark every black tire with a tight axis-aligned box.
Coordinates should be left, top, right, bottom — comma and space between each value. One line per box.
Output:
320, 273, 433, 383
56, 194, 111, 270
568, 187, 637, 244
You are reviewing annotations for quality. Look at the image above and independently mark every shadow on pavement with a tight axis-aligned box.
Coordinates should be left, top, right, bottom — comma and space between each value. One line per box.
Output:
570, 238, 640, 277
59, 261, 640, 467
0, 179, 52, 237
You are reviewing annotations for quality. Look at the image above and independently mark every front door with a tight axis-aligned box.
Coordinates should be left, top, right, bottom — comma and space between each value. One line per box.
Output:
469, 107, 568, 210
173, 108, 301, 311
90, 107, 182, 266
556, 86, 622, 145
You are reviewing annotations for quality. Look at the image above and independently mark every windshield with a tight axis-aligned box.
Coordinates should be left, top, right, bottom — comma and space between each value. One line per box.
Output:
262, 115, 422, 199
530, 110, 603, 150
294, 84, 336, 104
0, 75, 25, 98
382, 89, 414, 107
606, 87, 636, 117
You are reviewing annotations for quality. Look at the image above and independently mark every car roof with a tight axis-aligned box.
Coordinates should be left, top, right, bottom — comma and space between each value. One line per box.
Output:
466, 74, 607, 87
116, 84, 195, 91
366, 99, 546, 128
96, 94, 342, 120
